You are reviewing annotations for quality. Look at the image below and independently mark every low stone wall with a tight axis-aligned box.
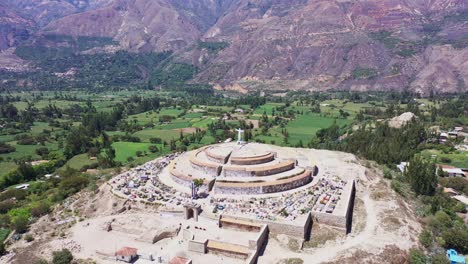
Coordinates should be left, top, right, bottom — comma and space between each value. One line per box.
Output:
189, 160, 221, 176
262, 171, 311, 193
206, 241, 250, 260
221, 214, 312, 240
231, 152, 275, 165
223, 167, 254, 178
219, 216, 262, 232
214, 170, 312, 195
248, 224, 269, 250
252, 160, 295, 176
188, 239, 207, 254
206, 148, 231, 164
170, 168, 215, 191
214, 184, 262, 195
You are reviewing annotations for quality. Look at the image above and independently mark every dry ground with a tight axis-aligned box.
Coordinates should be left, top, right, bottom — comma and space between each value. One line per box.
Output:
2, 148, 422, 264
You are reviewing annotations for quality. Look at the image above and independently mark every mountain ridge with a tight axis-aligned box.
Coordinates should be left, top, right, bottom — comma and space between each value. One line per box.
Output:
0, 0, 467, 94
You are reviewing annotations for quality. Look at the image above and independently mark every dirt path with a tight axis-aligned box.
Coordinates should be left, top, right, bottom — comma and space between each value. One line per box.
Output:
259, 168, 420, 264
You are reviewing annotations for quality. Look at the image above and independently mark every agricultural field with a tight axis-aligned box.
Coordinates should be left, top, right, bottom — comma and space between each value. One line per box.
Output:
60, 154, 98, 171
112, 142, 164, 163
1, 90, 464, 183
421, 149, 468, 168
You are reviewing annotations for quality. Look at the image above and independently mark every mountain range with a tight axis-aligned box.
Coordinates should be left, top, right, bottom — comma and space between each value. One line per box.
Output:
1, 0, 467, 94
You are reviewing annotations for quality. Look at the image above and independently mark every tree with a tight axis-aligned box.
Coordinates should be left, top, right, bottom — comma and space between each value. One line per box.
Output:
52, 249, 73, 264
148, 145, 158, 153
405, 156, 437, 196
59, 176, 89, 197
193, 179, 204, 188
17, 162, 36, 182
35, 147, 49, 158
0, 242, 5, 256
442, 222, 468, 254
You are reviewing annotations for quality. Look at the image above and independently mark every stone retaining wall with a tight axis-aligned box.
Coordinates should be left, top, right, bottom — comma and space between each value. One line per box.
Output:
223, 167, 254, 177
253, 160, 295, 176
230, 152, 275, 165
205, 148, 231, 164
214, 170, 312, 195
221, 214, 312, 240
206, 241, 250, 260
170, 168, 215, 191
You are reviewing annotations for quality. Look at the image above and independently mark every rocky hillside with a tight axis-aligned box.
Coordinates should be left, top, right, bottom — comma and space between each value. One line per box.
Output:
1, 0, 467, 94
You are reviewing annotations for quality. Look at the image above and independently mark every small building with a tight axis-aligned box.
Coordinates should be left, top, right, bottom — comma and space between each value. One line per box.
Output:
115, 247, 138, 263
448, 131, 459, 138
447, 249, 466, 264
397, 162, 408, 173
15, 184, 30, 190
442, 168, 465, 177
169, 256, 193, 264
453, 195, 468, 210
454, 127, 463, 132
439, 132, 449, 143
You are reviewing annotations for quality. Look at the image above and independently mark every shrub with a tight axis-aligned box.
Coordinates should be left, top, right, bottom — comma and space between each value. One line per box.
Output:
419, 229, 433, 248
148, 145, 158, 153
383, 168, 393, 179
0, 242, 5, 256
440, 157, 452, 163
409, 248, 426, 264
0, 142, 15, 154
431, 253, 449, 264
0, 200, 16, 214
11, 214, 29, 233
52, 249, 73, 264
391, 180, 404, 196
24, 234, 34, 242
149, 137, 162, 144
30, 202, 50, 217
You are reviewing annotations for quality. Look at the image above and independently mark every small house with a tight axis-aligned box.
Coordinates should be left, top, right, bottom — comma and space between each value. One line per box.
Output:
15, 184, 30, 190
442, 168, 465, 177
115, 247, 138, 263
397, 162, 408, 173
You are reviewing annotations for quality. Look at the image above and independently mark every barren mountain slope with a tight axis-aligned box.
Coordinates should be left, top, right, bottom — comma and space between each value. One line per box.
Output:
1, 0, 467, 93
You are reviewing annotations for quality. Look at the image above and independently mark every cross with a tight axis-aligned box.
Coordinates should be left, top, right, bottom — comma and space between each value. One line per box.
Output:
236, 128, 244, 144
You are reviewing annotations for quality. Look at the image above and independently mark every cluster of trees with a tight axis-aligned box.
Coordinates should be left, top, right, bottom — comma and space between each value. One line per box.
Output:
339, 120, 427, 165
0, 166, 92, 246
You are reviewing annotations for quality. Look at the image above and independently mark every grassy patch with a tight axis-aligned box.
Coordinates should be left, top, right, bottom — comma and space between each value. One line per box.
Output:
285, 113, 350, 144
61, 154, 98, 171
112, 142, 163, 163
0, 228, 11, 242
421, 149, 468, 168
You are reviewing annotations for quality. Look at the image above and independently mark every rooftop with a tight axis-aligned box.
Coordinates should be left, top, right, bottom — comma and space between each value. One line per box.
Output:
115, 247, 137, 256
169, 256, 192, 264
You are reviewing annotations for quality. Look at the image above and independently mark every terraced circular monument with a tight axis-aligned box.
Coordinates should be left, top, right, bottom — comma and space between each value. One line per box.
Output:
161, 142, 316, 196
